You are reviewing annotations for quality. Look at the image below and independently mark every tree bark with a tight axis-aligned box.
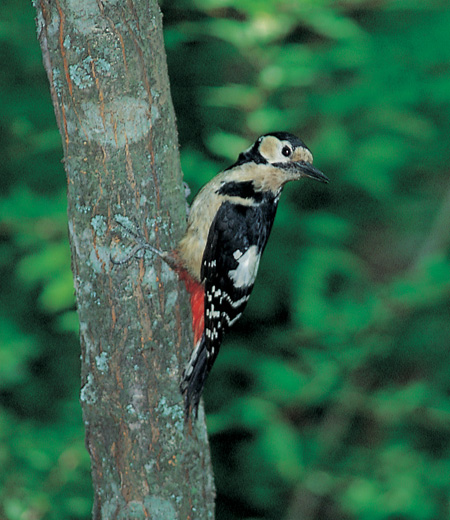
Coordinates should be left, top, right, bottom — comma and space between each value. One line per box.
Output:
34, 1, 215, 518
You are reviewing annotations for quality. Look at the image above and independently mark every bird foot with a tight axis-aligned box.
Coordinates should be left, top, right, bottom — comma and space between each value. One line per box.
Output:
110, 218, 168, 265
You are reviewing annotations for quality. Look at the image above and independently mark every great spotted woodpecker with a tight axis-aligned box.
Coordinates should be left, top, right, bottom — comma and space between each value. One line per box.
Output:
115, 132, 328, 419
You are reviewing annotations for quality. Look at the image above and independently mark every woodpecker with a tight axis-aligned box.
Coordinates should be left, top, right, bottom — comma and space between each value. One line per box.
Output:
114, 132, 328, 419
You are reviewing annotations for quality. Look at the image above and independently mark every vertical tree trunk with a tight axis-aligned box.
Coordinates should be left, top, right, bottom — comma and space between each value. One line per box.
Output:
34, 1, 215, 518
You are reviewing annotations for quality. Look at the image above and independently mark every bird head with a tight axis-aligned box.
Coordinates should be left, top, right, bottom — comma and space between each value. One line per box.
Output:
234, 132, 329, 187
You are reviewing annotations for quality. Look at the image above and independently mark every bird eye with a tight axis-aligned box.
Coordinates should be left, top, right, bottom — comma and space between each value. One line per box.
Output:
281, 146, 292, 157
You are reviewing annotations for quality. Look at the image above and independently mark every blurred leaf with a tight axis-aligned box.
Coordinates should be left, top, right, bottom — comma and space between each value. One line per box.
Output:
294, 246, 376, 336
0, 317, 37, 388
205, 131, 249, 160
261, 422, 303, 481
18, 241, 71, 286
302, 212, 354, 246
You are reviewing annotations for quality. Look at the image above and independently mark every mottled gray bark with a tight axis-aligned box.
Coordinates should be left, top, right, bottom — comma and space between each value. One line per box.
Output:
34, 0, 215, 518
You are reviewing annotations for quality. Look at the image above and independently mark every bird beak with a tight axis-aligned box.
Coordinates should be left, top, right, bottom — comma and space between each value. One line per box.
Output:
296, 161, 329, 183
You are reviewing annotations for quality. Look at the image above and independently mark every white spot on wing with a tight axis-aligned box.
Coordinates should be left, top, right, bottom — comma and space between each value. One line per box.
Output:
184, 339, 202, 377
228, 312, 242, 327
231, 294, 250, 308
228, 245, 261, 288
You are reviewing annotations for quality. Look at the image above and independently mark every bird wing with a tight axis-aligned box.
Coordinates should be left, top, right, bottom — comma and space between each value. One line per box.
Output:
200, 200, 272, 370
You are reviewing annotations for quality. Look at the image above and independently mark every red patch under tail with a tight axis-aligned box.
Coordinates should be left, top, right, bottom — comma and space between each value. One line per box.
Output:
178, 269, 204, 345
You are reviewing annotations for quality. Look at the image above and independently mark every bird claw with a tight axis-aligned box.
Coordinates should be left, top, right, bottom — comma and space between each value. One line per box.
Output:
110, 218, 164, 265
183, 181, 191, 199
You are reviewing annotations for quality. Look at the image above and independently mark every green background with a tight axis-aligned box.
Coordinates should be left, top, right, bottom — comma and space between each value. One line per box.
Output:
2, 1, 450, 519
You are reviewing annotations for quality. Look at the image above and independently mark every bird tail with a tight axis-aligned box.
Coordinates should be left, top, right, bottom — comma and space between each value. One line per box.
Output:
180, 335, 209, 420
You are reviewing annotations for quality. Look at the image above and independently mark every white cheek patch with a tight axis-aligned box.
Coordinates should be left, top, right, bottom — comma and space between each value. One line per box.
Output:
259, 135, 280, 162
228, 245, 261, 288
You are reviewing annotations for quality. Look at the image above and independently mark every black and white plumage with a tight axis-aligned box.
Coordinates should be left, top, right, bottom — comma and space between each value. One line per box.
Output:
177, 132, 329, 418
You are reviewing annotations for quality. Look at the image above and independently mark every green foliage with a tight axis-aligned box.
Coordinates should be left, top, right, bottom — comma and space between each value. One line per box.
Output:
0, 1, 89, 518
2, 0, 450, 519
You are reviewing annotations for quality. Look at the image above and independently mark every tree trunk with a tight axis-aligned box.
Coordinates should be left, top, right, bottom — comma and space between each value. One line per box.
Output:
34, 1, 215, 518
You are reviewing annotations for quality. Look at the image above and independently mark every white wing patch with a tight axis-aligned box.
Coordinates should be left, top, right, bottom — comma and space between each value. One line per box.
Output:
228, 245, 261, 288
